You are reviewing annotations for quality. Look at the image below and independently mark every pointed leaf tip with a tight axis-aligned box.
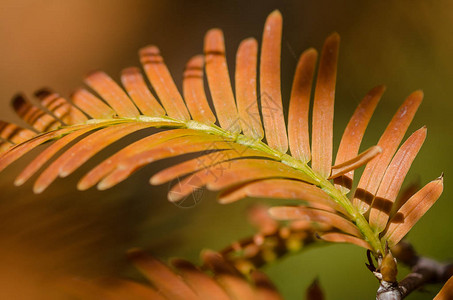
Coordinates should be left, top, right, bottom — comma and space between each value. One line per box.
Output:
413, 89, 424, 98
267, 10, 282, 22
328, 31, 340, 41
33, 184, 45, 194
383, 176, 443, 247
205, 28, 222, 40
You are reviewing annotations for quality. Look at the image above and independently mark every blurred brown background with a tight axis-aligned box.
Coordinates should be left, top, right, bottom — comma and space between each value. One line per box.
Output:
0, 0, 452, 299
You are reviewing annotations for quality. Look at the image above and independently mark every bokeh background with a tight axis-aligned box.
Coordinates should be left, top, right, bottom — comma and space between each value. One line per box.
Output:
0, 0, 452, 299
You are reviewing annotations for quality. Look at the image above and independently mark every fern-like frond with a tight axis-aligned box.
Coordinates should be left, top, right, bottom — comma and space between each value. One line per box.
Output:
0, 10, 443, 255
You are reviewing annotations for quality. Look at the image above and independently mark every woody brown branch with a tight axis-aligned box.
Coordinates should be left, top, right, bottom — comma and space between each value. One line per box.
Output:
377, 241, 453, 300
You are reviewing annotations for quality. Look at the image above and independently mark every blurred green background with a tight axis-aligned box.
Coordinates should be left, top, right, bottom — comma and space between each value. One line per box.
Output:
0, 0, 451, 299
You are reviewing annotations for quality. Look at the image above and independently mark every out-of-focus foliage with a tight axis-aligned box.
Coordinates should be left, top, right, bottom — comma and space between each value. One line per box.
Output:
0, 1, 451, 299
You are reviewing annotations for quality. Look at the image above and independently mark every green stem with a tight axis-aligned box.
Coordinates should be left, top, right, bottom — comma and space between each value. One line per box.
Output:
319, 178, 385, 254
279, 152, 384, 254
89, 117, 384, 254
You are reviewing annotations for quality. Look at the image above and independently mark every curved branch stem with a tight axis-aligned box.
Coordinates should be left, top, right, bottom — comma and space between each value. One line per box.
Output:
118, 116, 385, 254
